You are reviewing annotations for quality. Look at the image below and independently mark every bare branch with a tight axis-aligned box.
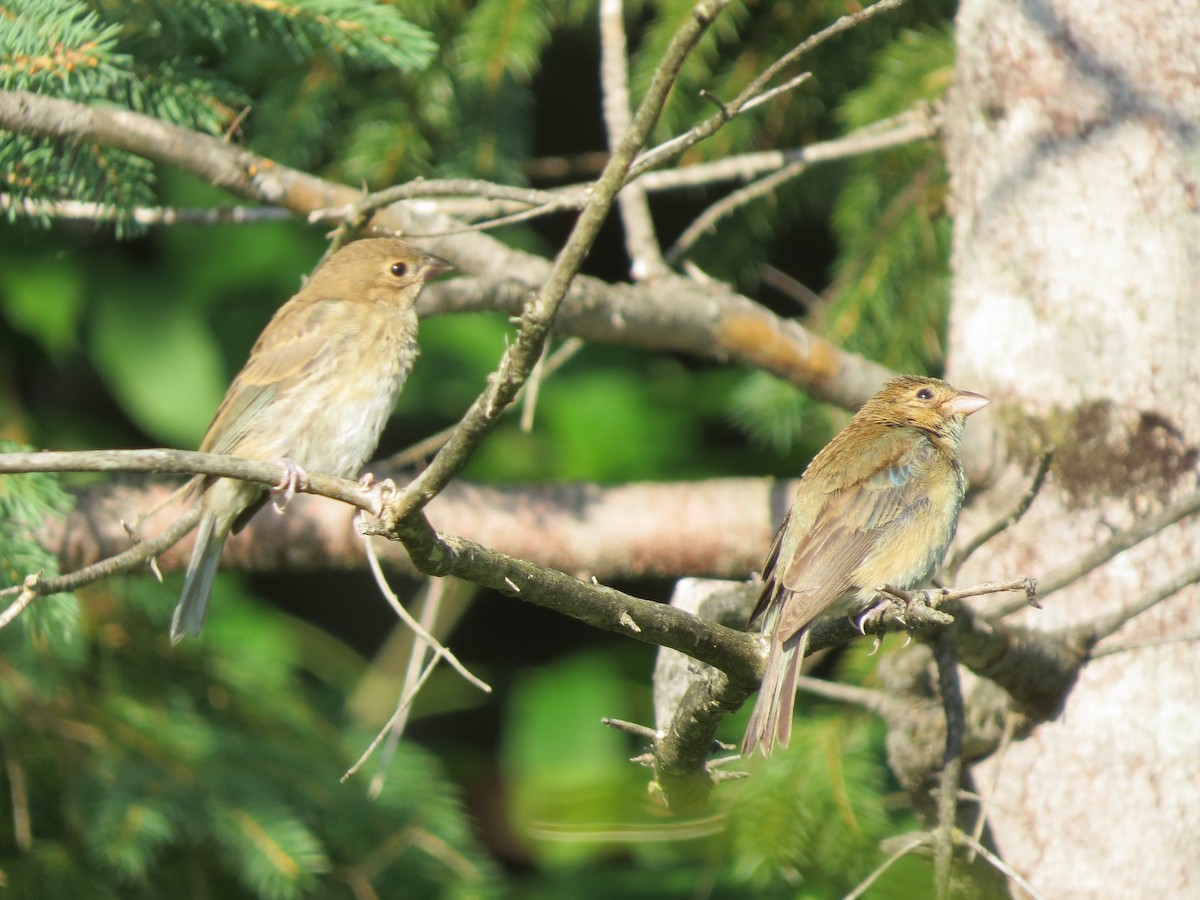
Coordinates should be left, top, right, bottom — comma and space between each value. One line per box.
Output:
627, 0, 916, 179
991, 486, 1200, 617
0, 448, 377, 511
601, 717, 659, 743
0, 88, 900, 418
600, 0, 667, 278
932, 632, 965, 899
0, 194, 293, 225
793, 674, 903, 718
665, 104, 937, 263
0, 507, 199, 613
308, 179, 563, 225
643, 106, 940, 194
652, 669, 750, 812
1075, 557, 1200, 647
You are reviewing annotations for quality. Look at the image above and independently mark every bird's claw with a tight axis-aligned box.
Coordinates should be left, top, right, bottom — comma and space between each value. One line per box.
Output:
854, 596, 899, 635
272, 458, 310, 513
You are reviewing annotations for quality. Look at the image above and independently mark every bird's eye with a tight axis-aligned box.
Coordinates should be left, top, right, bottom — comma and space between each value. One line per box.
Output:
390, 262, 408, 277
916, 388, 934, 400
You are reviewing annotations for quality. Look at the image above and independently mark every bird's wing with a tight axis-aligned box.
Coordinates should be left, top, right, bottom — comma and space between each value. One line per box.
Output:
200, 298, 345, 455
755, 435, 938, 641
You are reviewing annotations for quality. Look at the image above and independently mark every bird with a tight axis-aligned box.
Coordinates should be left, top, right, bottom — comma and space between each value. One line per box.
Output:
171, 238, 453, 643
741, 374, 989, 757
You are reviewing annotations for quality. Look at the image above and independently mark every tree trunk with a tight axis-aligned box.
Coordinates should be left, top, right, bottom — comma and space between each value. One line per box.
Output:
946, 0, 1200, 895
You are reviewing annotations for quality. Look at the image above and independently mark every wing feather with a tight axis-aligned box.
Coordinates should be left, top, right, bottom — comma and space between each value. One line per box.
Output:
200, 299, 348, 455
752, 435, 939, 642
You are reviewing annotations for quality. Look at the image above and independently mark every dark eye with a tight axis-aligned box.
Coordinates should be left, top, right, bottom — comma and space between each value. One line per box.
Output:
917, 388, 934, 400
390, 262, 408, 277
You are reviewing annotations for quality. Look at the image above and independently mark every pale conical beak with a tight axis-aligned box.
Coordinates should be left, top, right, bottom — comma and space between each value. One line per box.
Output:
942, 390, 990, 418
422, 253, 455, 280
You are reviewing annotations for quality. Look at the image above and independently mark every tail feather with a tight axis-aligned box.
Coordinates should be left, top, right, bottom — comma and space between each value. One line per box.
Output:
741, 628, 809, 758
171, 514, 226, 644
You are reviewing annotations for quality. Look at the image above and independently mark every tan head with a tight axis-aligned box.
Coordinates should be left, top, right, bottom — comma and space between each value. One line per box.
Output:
859, 374, 989, 435
304, 238, 454, 305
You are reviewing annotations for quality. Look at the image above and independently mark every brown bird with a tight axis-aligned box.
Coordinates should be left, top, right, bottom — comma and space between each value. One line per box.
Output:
172, 238, 452, 643
742, 375, 989, 757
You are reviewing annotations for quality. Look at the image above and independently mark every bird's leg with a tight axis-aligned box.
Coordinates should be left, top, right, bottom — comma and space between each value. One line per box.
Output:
271, 458, 310, 513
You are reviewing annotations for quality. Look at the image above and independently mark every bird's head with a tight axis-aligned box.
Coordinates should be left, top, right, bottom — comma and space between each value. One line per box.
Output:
307, 238, 454, 304
862, 375, 990, 436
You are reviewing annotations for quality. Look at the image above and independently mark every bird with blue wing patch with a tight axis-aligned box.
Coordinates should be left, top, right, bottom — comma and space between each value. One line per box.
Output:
742, 375, 989, 757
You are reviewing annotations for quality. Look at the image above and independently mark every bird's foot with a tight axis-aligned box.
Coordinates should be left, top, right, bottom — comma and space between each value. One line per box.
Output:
357, 472, 398, 504
854, 585, 955, 637
354, 472, 398, 532
271, 458, 310, 513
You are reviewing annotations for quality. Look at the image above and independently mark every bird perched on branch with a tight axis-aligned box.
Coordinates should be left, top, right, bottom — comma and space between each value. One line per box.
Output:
172, 238, 453, 643
742, 374, 989, 757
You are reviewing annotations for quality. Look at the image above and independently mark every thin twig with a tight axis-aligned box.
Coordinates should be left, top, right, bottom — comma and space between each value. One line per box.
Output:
602, 717, 660, 742
600, 0, 667, 279
0, 508, 200, 611
793, 674, 905, 718
1091, 631, 1200, 659
878, 578, 1038, 610
945, 451, 1053, 579
368, 577, 453, 798
360, 531, 491, 694
1077, 558, 1200, 647
957, 832, 1048, 900
991, 486, 1200, 617
665, 103, 941, 262
342, 652, 441, 783
969, 713, 1014, 864
1, 739, 32, 851
628, 0, 915, 180
0, 449, 377, 511
667, 146, 809, 264
381, 336, 585, 467
308, 179, 562, 225
844, 834, 928, 900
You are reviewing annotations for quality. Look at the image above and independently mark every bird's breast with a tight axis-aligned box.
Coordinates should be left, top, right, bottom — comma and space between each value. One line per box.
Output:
242, 321, 417, 478
853, 460, 965, 593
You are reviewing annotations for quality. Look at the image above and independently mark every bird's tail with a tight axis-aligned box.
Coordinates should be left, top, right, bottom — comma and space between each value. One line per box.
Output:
171, 513, 225, 644
741, 627, 809, 757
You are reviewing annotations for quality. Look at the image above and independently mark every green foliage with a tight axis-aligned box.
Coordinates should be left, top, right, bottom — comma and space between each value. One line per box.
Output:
0, 442, 83, 664
825, 26, 956, 373
727, 370, 825, 456
503, 651, 650, 864
1, 0, 437, 228
725, 714, 900, 893
0, 573, 497, 899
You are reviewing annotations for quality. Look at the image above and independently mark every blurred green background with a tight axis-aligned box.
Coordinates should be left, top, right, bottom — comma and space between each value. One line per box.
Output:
1, 0, 956, 896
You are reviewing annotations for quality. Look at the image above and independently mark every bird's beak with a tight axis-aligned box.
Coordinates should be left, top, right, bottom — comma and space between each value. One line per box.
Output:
942, 390, 990, 418
422, 253, 455, 279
